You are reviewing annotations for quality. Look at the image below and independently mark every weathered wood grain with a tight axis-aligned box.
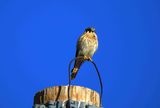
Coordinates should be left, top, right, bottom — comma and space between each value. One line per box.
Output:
34, 85, 100, 107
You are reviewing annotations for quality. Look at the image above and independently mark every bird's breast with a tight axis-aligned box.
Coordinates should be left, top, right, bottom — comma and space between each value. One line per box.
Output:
81, 36, 97, 51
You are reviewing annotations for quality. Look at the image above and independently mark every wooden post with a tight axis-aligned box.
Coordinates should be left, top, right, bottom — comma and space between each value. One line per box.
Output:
33, 85, 100, 108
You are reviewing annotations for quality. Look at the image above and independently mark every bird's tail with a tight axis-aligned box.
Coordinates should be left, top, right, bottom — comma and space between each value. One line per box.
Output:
70, 57, 84, 80
71, 68, 79, 80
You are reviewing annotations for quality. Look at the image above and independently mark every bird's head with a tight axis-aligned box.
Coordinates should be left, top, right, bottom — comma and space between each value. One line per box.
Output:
85, 27, 95, 33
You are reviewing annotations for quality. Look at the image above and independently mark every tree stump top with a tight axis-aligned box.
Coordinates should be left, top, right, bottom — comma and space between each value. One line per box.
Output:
34, 85, 100, 107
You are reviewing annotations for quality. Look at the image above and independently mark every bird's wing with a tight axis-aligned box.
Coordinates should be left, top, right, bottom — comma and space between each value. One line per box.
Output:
71, 34, 85, 80
75, 33, 85, 57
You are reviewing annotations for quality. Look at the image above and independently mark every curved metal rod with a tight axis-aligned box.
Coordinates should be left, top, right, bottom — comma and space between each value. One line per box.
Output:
89, 60, 103, 107
68, 56, 103, 107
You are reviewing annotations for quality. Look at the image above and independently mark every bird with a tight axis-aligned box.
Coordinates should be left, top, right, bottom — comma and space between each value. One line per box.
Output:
71, 27, 98, 80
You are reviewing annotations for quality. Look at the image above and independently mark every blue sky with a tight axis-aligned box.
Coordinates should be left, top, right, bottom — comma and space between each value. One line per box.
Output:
0, 0, 160, 108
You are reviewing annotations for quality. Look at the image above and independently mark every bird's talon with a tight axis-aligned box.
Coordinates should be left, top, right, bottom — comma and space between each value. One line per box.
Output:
84, 56, 88, 60
88, 57, 93, 61
84, 56, 92, 61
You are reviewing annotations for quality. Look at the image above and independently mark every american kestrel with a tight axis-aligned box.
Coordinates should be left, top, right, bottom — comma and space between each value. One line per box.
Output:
71, 27, 98, 80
